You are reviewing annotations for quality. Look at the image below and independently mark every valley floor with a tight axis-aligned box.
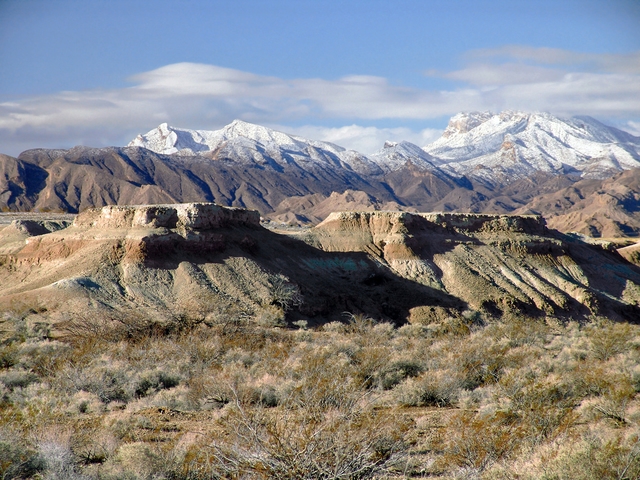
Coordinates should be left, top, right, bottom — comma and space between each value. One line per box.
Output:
1, 308, 640, 479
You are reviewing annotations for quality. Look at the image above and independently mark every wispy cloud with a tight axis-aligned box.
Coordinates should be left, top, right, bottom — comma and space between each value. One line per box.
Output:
426, 46, 640, 118
465, 46, 640, 74
626, 121, 640, 137
1, 46, 639, 155
279, 124, 442, 153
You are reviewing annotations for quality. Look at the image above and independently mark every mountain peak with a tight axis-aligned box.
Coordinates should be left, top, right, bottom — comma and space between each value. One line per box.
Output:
425, 110, 640, 183
442, 111, 494, 137
127, 111, 640, 185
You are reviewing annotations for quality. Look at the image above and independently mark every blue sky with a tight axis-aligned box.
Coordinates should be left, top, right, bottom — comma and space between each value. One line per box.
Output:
1, 0, 639, 155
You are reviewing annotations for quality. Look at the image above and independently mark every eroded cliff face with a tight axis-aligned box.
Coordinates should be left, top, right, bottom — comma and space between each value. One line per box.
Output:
1, 205, 639, 326
1, 205, 277, 326
307, 211, 640, 321
74, 203, 261, 230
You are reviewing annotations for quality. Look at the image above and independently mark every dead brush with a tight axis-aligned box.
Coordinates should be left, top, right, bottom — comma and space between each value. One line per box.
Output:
193, 378, 410, 479
57, 310, 203, 344
432, 410, 524, 473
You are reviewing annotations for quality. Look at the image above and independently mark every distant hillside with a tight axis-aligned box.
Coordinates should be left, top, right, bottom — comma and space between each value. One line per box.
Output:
2, 112, 640, 236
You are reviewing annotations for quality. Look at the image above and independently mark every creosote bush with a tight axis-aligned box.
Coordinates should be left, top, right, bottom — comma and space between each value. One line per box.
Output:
1, 304, 640, 479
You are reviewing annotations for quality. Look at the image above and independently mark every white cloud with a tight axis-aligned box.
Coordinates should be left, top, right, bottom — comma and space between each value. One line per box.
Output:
0, 48, 639, 156
466, 46, 640, 74
439, 63, 566, 86
277, 124, 443, 153
624, 121, 640, 137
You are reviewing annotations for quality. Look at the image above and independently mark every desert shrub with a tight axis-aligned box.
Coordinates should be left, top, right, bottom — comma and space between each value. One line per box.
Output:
585, 319, 634, 361
72, 425, 118, 468
0, 436, 45, 479
16, 341, 72, 378
71, 365, 132, 404
176, 334, 223, 370
396, 323, 430, 338
428, 312, 481, 337
0, 370, 39, 392
322, 321, 347, 333
255, 304, 286, 327
292, 319, 308, 330
376, 360, 424, 390
0, 303, 49, 345
516, 430, 640, 480
134, 370, 180, 398
2, 298, 639, 479
492, 315, 551, 347
349, 346, 393, 389
396, 371, 461, 407
58, 310, 202, 344
343, 312, 385, 336
250, 385, 279, 407
107, 442, 167, 479
268, 274, 303, 312
589, 376, 636, 427
37, 431, 86, 480
0, 343, 18, 369
201, 385, 409, 479
495, 371, 578, 444
451, 337, 508, 390
204, 301, 254, 334
432, 410, 523, 474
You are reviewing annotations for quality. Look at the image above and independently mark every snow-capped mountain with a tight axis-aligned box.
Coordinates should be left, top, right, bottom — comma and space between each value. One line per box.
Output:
6, 111, 640, 235
424, 111, 640, 186
369, 141, 438, 172
129, 120, 384, 175
130, 113, 640, 188
129, 120, 450, 176
129, 120, 345, 157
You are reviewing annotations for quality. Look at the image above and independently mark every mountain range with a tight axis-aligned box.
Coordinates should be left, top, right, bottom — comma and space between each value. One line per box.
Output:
2, 111, 640, 237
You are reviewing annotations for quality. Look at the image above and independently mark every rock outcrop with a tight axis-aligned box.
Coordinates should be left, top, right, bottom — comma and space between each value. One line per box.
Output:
1, 205, 639, 326
73, 203, 261, 230
307, 211, 640, 321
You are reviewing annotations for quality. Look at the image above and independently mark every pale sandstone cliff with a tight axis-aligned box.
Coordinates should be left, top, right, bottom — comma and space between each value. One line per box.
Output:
308, 211, 640, 321
1, 205, 639, 327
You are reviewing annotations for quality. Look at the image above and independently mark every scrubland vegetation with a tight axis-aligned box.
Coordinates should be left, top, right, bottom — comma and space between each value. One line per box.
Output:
1, 303, 640, 479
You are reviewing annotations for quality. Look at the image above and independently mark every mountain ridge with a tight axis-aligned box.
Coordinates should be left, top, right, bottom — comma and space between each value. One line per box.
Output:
2, 111, 640, 237
129, 112, 640, 184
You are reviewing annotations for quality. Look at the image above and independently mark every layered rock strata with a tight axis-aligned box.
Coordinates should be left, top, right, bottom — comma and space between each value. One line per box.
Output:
1, 205, 639, 326
308, 211, 640, 321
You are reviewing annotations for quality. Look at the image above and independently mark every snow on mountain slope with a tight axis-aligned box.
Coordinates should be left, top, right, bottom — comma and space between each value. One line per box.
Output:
369, 140, 438, 172
130, 121, 448, 175
130, 113, 640, 187
424, 111, 640, 185
129, 120, 346, 157
129, 120, 387, 175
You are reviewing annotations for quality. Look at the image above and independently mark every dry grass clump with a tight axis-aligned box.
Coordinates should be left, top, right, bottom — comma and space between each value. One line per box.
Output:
1, 303, 640, 478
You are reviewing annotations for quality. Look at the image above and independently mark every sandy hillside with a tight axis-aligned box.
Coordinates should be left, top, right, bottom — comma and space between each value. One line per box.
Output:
1, 204, 639, 326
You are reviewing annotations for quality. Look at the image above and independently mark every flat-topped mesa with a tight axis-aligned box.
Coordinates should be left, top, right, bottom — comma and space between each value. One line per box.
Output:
74, 203, 261, 230
317, 211, 547, 236
419, 212, 547, 235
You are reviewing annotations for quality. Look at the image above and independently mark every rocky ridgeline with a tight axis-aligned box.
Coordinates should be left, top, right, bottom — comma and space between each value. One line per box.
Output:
317, 211, 547, 235
74, 203, 261, 231
1, 203, 639, 323
8, 219, 72, 236
311, 211, 557, 272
